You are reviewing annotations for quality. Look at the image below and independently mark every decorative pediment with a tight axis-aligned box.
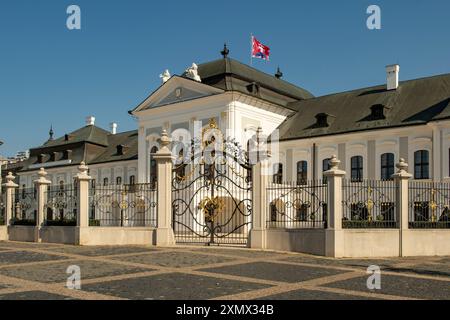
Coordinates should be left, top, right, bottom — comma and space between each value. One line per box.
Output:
132, 76, 224, 113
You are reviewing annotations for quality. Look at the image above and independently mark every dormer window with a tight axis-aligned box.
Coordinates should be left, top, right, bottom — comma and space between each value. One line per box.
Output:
370, 104, 387, 120
315, 113, 330, 128
64, 134, 69, 141
63, 150, 72, 160
117, 145, 127, 156
37, 154, 45, 164
246, 82, 260, 95
50, 152, 58, 162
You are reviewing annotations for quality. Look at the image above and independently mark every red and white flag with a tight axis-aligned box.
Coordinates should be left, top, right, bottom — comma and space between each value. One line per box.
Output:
252, 36, 270, 61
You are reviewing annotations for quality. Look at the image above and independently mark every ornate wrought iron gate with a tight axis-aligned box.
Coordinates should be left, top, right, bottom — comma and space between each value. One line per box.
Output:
171, 122, 253, 246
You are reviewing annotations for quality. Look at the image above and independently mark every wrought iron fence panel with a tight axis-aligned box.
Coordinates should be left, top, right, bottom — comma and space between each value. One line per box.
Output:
266, 180, 328, 229
45, 184, 78, 226
342, 179, 398, 228
172, 147, 253, 246
408, 181, 450, 229
90, 183, 157, 227
13, 187, 37, 224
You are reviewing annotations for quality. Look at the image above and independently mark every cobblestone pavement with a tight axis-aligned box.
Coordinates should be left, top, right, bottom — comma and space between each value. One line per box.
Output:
0, 241, 448, 300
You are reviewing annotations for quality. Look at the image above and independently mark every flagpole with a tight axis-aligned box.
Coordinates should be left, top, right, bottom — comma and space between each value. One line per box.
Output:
250, 33, 253, 67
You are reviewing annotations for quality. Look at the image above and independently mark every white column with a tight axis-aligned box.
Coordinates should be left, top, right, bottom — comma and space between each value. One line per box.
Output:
250, 159, 270, 249
154, 130, 176, 246
324, 155, 346, 258
392, 158, 412, 257
34, 168, 51, 242
2, 172, 18, 227
138, 126, 146, 183
433, 126, 442, 181
75, 162, 92, 245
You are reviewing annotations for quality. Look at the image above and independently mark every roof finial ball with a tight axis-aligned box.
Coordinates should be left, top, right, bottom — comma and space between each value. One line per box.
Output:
221, 43, 229, 59
49, 125, 54, 141
275, 66, 283, 79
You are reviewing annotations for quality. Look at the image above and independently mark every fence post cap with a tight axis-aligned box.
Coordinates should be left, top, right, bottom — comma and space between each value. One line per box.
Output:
38, 167, 48, 178
34, 168, 51, 185
6, 172, 15, 181
3, 172, 18, 188
329, 155, 340, 169
396, 158, 408, 170
160, 130, 171, 145
156, 130, 173, 155
392, 158, 412, 179
76, 161, 91, 180
323, 155, 346, 177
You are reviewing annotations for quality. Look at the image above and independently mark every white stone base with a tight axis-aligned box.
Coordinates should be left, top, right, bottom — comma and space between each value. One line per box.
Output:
8, 226, 37, 242
155, 227, 176, 247
266, 229, 325, 255
77, 227, 156, 246
249, 228, 267, 249
0, 226, 7, 241
402, 229, 450, 256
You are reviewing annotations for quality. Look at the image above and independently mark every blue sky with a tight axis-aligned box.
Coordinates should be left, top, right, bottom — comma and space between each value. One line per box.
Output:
1, 0, 450, 157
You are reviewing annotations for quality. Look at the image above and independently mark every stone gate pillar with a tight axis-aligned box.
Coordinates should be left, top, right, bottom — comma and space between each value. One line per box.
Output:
3, 172, 18, 228
250, 159, 270, 249
392, 158, 412, 257
34, 168, 51, 242
154, 130, 176, 246
75, 162, 92, 245
324, 155, 346, 258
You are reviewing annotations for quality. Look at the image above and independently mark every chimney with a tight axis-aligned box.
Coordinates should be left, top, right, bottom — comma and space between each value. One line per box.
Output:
386, 64, 400, 90
86, 116, 96, 126
110, 122, 118, 135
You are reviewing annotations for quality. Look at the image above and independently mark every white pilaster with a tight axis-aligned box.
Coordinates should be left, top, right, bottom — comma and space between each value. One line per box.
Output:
432, 126, 442, 181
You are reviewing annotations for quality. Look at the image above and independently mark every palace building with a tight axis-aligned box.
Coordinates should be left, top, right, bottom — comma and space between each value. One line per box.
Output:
13, 51, 450, 188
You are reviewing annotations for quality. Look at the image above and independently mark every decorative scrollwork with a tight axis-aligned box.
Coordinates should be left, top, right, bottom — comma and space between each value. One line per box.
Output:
14, 188, 37, 221
409, 182, 450, 228
90, 184, 157, 227
172, 130, 253, 245
268, 183, 328, 228
342, 180, 397, 228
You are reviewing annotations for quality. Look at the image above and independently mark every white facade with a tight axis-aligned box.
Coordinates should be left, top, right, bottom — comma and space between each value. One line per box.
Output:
133, 76, 289, 183
17, 160, 138, 189
276, 121, 450, 183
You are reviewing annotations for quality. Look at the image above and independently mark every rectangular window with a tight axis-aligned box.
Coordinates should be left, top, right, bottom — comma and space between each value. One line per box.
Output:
322, 158, 331, 183
414, 150, 430, 180
381, 153, 395, 180
273, 163, 283, 184
351, 156, 363, 182
296, 161, 307, 185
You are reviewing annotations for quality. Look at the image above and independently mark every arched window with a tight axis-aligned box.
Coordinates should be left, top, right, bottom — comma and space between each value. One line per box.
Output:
381, 153, 395, 180
273, 163, 283, 184
414, 150, 430, 180
150, 146, 159, 189
103, 178, 109, 186
351, 156, 363, 182
297, 161, 308, 185
59, 180, 65, 191
129, 175, 136, 185
175, 148, 186, 182
322, 158, 331, 182
116, 177, 122, 185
